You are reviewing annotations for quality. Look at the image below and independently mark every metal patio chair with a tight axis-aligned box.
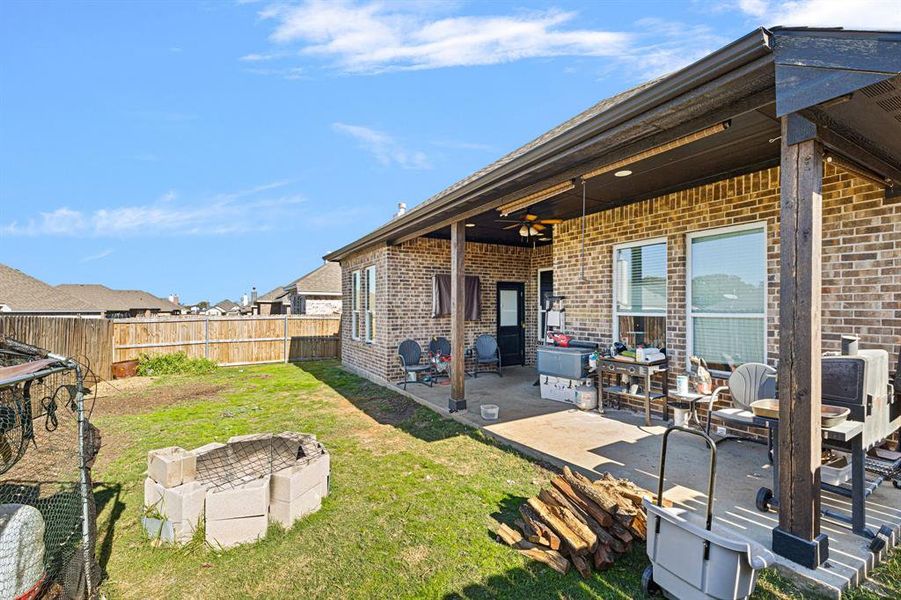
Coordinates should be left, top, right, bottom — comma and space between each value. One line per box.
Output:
397, 339, 432, 389
472, 334, 502, 378
428, 337, 452, 382
705, 362, 776, 453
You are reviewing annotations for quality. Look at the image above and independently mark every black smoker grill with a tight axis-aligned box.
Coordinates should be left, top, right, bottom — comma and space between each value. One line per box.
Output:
757, 346, 901, 547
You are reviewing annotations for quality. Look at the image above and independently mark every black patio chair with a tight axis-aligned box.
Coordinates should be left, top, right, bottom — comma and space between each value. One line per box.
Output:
472, 334, 502, 378
397, 339, 432, 389
428, 337, 452, 381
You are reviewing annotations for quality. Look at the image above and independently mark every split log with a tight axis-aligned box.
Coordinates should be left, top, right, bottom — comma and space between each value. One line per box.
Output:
551, 477, 613, 528
563, 467, 622, 515
546, 479, 624, 552
527, 497, 590, 555
597, 472, 672, 508
519, 503, 561, 550
593, 544, 614, 571
545, 502, 598, 552
519, 547, 570, 575
571, 553, 592, 579
539, 487, 586, 524
496, 523, 533, 550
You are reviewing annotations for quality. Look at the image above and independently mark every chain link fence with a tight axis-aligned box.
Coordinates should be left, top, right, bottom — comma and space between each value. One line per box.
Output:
0, 337, 100, 599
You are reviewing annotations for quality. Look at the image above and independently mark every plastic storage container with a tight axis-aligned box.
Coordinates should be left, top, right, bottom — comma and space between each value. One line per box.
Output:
480, 404, 499, 420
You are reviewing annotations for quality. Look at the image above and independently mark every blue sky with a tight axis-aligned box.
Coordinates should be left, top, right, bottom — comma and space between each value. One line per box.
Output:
1, 1, 896, 305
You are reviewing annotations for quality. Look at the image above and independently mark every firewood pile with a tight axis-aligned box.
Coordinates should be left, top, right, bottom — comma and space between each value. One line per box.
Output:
495, 466, 671, 577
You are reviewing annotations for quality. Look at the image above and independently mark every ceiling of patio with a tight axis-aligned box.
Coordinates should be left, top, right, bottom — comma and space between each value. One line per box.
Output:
425, 105, 782, 247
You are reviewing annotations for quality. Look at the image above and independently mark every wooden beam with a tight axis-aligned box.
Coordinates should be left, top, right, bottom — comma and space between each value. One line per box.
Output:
449, 220, 466, 411
774, 112, 827, 568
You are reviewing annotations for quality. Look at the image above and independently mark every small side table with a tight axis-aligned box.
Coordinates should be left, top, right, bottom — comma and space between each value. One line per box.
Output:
667, 390, 711, 429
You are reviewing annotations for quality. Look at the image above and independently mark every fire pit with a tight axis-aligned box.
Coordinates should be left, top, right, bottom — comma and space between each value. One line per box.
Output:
142, 432, 330, 548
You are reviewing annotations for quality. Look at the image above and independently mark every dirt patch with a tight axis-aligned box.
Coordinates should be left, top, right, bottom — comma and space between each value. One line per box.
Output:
90, 382, 227, 417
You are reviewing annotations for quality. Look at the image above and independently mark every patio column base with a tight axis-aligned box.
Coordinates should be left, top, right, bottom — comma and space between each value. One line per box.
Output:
772, 528, 828, 569
448, 398, 467, 413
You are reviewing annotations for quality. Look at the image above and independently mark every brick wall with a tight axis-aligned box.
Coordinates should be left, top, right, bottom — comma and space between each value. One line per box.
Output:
339, 164, 900, 427
340, 244, 391, 379
553, 164, 899, 420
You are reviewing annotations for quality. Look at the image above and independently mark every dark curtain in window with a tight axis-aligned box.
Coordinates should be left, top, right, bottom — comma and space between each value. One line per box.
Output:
432, 274, 481, 320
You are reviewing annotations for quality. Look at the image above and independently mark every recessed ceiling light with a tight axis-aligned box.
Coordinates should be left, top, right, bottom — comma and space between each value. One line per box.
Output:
614, 170, 632, 177
465, 223, 475, 228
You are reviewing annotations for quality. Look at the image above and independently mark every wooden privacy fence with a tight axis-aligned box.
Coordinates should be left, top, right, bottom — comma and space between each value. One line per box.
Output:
0, 315, 113, 380
111, 315, 341, 366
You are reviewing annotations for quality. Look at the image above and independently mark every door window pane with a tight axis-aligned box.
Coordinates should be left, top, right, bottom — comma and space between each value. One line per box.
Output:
692, 317, 765, 372
691, 228, 765, 313
499, 289, 518, 326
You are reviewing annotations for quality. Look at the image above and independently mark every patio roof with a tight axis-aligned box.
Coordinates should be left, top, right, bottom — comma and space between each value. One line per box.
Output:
325, 27, 901, 258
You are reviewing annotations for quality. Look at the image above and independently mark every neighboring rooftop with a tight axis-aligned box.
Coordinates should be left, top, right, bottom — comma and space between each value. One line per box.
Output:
0, 263, 100, 314
257, 262, 342, 304
212, 299, 239, 312
57, 284, 182, 313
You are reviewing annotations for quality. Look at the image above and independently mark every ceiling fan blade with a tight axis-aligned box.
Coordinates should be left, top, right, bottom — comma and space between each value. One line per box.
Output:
501, 223, 521, 230
532, 223, 546, 232
538, 219, 563, 224
523, 214, 539, 221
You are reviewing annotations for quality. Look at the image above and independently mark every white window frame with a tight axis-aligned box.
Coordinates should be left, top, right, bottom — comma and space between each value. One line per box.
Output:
536, 267, 553, 341
364, 265, 376, 343
611, 236, 668, 345
351, 270, 361, 341
686, 221, 767, 376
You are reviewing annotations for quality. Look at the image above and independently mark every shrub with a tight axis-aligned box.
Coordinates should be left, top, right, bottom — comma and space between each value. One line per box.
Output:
136, 352, 217, 376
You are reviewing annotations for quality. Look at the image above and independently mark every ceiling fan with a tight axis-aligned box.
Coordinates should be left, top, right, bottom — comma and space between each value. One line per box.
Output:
496, 212, 562, 237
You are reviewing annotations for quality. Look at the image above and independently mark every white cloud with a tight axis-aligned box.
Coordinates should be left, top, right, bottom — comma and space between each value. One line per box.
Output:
256, 1, 631, 73
431, 139, 496, 152
333, 122, 431, 169
736, 0, 901, 29
1, 181, 306, 237
80, 249, 114, 263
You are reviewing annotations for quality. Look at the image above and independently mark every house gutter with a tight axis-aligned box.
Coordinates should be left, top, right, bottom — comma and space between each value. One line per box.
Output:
325, 28, 773, 262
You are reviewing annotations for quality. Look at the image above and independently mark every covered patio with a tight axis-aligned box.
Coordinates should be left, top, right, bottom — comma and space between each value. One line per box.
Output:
329, 26, 901, 596
405, 366, 901, 597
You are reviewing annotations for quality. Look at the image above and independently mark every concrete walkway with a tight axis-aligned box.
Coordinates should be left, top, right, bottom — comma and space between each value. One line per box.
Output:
399, 366, 900, 598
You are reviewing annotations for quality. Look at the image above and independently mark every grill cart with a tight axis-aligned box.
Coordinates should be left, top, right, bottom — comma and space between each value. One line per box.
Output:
643, 426, 773, 600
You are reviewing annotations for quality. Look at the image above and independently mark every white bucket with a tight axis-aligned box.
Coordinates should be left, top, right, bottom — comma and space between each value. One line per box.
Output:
480, 404, 499, 420
673, 406, 690, 427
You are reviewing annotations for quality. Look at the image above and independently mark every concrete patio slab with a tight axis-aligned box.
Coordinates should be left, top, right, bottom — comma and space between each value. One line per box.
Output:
390, 365, 900, 598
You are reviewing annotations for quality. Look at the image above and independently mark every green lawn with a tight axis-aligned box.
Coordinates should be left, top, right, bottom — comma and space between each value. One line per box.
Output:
91, 361, 898, 599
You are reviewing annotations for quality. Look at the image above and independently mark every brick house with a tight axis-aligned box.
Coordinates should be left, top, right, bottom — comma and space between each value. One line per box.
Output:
255, 262, 342, 316
326, 27, 900, 564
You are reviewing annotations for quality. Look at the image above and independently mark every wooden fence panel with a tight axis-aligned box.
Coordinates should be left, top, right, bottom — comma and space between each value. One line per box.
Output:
111, 316, 341, 366
0, 315, 112, 380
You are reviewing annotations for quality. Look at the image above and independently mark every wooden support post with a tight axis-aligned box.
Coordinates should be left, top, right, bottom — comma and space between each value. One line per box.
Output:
449, 220, 466, 412
773, 112, 828, 569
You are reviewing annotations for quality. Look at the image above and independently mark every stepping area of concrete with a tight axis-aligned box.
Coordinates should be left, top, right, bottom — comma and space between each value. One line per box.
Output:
401, 366, 900, 598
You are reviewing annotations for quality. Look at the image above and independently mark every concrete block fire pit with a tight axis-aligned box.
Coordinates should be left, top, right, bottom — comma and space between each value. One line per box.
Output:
142, 432, 329, 548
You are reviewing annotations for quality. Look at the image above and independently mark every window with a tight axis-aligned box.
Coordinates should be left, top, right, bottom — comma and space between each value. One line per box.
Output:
613, 239, 667, 349
364, 266, 376, 342
351, 270, 361, 340
688, 223, 766, 374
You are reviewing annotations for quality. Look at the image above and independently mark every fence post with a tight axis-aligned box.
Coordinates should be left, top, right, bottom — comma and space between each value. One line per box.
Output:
204, 318, 210, 359
284, 314, 289, 363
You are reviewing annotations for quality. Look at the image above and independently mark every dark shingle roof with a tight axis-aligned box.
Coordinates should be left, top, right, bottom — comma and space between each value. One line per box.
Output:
57, 284, 182, 312
0, 264, 99, 313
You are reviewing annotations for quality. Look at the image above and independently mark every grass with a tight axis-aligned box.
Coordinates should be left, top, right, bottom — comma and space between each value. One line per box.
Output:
90, 361, 899, 599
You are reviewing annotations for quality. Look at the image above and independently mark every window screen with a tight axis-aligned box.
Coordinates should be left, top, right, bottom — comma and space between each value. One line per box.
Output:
613, 241, 666, 349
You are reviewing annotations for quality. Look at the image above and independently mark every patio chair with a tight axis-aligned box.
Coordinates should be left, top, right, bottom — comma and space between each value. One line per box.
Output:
428, 337, 452, 381
705, 362, 776, 451
472, 334, 502, 378
397, 339, 432, 389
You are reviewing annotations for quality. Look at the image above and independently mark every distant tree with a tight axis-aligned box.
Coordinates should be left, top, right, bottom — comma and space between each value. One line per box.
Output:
196, 300, 210, 310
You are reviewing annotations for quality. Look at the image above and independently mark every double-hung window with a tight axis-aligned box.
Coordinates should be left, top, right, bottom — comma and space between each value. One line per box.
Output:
687, 223, 766, 374
351, 270, 361, 340
364, 266, 376, 343
613, 239, 667, 349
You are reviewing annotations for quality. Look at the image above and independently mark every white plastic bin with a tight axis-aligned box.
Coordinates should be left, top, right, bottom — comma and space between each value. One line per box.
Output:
480, 404, 499, 421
